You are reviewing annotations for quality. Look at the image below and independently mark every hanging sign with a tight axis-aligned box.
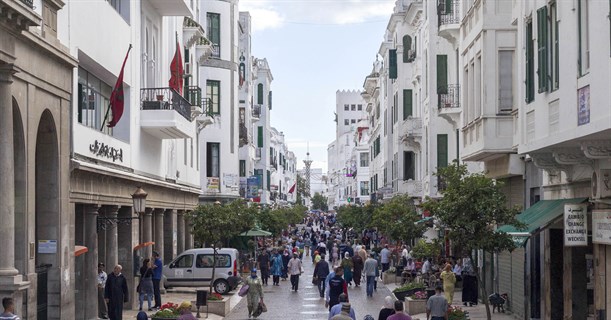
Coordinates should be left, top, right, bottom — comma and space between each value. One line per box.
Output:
564, 203, 588, 246
592, 210, 611, 245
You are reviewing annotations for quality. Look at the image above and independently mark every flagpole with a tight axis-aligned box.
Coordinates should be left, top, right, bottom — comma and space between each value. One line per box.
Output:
101, 44, 132, 130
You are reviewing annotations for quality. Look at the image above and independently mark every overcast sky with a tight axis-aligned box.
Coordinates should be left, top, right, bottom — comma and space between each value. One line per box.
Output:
240, 0, 395, 173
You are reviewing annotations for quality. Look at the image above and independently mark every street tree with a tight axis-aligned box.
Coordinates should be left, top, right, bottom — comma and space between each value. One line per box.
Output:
421, 163, 525, 320
188, 199, 257, 293
372, 195, 426, 244
311, 192, 328, 211
336, 204, 374, 234
295, 174, 310, 205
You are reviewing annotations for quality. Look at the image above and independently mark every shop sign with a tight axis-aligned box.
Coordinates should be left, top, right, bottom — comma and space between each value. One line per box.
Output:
246, 176, 260, 198
592, 210, 611, 245
577, 86, 590, 126
38, 240, 57, 254
207, 177, 220, 191
564, 203, 588, 246
89, 140, 123, 162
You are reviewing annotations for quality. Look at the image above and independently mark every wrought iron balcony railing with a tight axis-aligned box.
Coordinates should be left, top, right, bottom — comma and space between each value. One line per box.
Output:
211, 44, 220, 58
438, 84, 460, 109
201, 98, 214, 117
437, 0, 460, 27
186, 86, 201, 107
140, 87, 192, 121
21, 0, 34, 8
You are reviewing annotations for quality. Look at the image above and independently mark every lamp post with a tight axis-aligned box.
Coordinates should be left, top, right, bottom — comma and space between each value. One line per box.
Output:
96, 186, 147, 231
132, 186, 148, 214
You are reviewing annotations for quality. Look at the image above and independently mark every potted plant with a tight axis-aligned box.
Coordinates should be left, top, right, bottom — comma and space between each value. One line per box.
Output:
405, 290, 428, 314
151, 302, 180, 320
392, 282, 425, 301
192, 292, 230, 316
383, 267, 397, 284
448, 305, 469, 320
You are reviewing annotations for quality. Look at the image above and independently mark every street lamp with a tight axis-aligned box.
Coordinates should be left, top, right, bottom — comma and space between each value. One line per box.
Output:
132, 186, 148, 214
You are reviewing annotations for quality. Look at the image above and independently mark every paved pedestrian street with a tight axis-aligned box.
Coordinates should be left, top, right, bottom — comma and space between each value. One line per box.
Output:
225, 257, 391, 320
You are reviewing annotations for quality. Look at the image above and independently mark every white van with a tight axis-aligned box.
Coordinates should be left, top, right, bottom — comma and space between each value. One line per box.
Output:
163, 248, 241, 294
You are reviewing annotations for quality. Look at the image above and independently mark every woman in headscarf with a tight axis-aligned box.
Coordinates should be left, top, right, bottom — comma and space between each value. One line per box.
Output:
270, 249, 283, 286
462, 256, 478, 306
351, 250, 364, 287
177, 301, 197, 320
138, 258, 154, 311
246, 268, 264, 319
377, 296, 396, 320
340, 252, 353, 286
440, 263, 457, 303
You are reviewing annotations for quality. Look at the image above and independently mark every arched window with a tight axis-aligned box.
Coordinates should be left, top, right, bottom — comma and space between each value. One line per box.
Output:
403, 35, 413, 62
257, 83, 263, 104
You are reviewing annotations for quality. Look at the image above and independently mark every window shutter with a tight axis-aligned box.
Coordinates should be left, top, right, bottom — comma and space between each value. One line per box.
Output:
403, 89, 413, 120
437, 134, 448, 168
268, 91, 272, 110
404, 151, 415, 180
257, 83, 263, 104
402, 36, 412, 62
437, 55, 448, 94
389, 49, 398, 79
525, 21, 535, 103
445, 0, 453, 13
257, 126, 263, 147
537, 6, 548, 92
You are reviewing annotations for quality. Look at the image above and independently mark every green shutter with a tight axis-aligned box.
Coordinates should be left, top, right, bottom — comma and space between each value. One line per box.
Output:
526, 21, 535, 103
437, 134, 448, 168
403, 89, 413, 120
389, 49, 397, 79
437, 55, 448, 94
537, 6, 548, 92
257, 126, 263, 147
257, 83, 263, 104
554, 17, 559, 88
445, 0, 453, 13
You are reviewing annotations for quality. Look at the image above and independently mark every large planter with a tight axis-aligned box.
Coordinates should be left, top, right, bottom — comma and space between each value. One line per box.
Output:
383, 272, 396, 284
393, 287, 425, 301
191, 299, 230, 317
405, 297, 427, 315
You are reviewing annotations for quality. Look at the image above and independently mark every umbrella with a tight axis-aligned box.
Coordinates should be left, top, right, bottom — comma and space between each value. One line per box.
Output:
239, 228, 272, 237
75, 245, 88, 257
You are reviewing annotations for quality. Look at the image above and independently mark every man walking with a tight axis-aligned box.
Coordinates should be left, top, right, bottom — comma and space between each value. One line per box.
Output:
426, 285, 448, 320
388, 300, 412, 320
97, 262, 108, 319
380, 245, 391, 275
151, 251, 163, 309
328, 294, 356, 320
287, 253, 303, 291
0, 297, 20, 320
257, 249, 271, 286
314, 254, 330, 297
104, 265, 129, 320
363, 253, 378, 297
326, 267, 348, 311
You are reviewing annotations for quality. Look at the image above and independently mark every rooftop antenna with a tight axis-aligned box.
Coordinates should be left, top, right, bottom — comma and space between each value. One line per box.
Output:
303, 142, 313, 197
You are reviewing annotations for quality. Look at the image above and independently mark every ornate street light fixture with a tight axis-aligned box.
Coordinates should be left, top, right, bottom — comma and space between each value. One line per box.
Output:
97, 186, 148, 231
132, 186, 148, 214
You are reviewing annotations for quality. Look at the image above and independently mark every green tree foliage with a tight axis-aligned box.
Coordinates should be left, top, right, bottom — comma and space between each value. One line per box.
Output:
421, 164, 525, 320
311, 192, 328, 211
336, 204, 374, 233
256, 205, 306, 237
372, 195, 426, 243
410, 239, 441, 260
296, 174, 309, 205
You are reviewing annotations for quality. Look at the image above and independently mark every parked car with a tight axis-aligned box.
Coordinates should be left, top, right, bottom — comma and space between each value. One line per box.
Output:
163, 248, 241, 294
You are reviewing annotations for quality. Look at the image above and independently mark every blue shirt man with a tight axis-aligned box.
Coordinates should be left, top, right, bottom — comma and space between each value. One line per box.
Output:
152, 251, 163, 308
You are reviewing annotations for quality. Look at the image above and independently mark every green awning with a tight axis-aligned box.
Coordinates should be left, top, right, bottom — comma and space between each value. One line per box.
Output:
415, 217, 433, 224
498, 197, 589, 235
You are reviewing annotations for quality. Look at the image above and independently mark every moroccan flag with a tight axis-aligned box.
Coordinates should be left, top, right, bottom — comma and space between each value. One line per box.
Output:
169, 38, 184, 95
107, 45, 132, 128
288, 183, 296, 194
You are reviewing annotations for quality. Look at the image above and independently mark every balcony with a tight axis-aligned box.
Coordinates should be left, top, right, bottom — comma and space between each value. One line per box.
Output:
438, 84, 461, 123
0, 0, 41, 31
140, 87, 194, 139
461, 116, 515, 162
210, 44, 220, 59
399, 179, 423, 198
437, 0, 460, 42
183, 17, 205, 48
252, 105, 262, 120
195, 37, 213, 64
400, 117, 423, 148
148, 0, 192, 16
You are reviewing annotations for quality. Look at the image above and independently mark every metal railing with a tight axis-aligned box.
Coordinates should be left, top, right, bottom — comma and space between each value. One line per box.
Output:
21, 0, 34, 8
211, 44, 220, 58
252, 105, 261, 118
437, 0, 460, 27
201, 97, 214, 116
140, 87, 192, 121
438, 84, 460, 109
186, 86, 201, 107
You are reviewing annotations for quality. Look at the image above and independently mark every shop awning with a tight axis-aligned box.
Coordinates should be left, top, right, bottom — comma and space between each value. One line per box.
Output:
498, 198, 589, 245
415, 216, 433, 224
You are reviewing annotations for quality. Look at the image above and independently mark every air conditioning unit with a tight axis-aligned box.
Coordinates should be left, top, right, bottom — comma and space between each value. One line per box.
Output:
592, 168, 611, 199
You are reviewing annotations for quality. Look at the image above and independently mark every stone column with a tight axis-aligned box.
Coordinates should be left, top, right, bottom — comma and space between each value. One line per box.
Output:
142, 208, 153, 259
103, 205, 120, 269
184, 213, 193, 250
163, 209, 177, 264
0, 64, 17, 277
84, 204, 100, 319
176, 210, 185, 254
153, 209, 164, 257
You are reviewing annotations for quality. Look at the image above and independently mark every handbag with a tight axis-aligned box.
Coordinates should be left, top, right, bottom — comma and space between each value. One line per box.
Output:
252, 302, 263, 317
238, 284, 250, 297
312, 277, 320, 285
259, 301, 267, 313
